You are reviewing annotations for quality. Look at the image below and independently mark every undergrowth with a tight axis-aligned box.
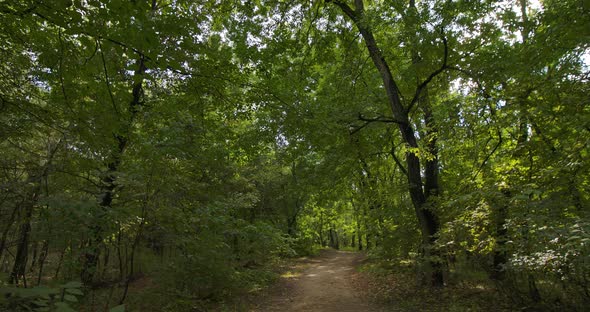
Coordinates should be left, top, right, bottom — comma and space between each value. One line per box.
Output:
354, 258, 517, 312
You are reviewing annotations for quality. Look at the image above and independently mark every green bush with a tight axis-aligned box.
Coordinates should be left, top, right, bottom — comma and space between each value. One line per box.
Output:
0, 281, 86, 312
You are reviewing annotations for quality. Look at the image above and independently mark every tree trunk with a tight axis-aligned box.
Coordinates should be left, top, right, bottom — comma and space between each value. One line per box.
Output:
491, 186, 510, 280
119, 200, 147, 304
9, 200, 34, 286
36, 240, 49, 286
351, 198, 363, 251
81, 53, 146, 285
29, 241, 39, 273
54, 245, 66, 280
357, 224, 363, 251
318, 210, 325, 246
329, 226, 335, 248
0, 205, 19, 263
331, 0, 443, 285
9, 141, 59, 285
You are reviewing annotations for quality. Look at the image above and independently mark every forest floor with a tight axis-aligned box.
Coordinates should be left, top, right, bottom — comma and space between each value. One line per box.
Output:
240, 249, 515, 312
248, 249, 386, 312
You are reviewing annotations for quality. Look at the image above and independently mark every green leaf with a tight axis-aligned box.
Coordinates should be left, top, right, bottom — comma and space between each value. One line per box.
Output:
110, 304, 126, 312
33, 299, 49, 306
65, 288, 84, 295
54, 302, 76, 312
63, 294, 78, 302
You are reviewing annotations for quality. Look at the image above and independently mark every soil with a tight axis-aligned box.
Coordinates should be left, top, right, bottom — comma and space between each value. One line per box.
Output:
251, 249, 387, 312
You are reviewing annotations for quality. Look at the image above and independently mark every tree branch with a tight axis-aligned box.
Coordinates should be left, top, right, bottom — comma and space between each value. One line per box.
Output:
470, 132, 503, 181
326, 0, 358, 22
358, 113, 405, 124
349, 113, 404, 135
390, 144, 408, 176
407, 30, 449, 114
98, 40, 119, 115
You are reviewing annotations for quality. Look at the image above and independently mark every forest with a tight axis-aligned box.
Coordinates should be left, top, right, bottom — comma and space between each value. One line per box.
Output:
0, 0, 588, 311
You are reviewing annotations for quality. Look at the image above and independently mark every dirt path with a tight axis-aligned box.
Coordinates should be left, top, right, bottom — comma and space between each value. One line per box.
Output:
252, 250, 386, 312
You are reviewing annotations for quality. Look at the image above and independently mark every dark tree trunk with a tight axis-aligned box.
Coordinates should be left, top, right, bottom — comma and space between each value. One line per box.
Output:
119, 199, 147, 304
36, 240, 49, 286
81, 54, 146, 285
54, 245, 66, 280
330, 0, 444, 286
357, 226, 363, 251
29, 241, 39, 273
318, 210, 325, 246
352, 199, 363, 251
420, 102, 444, 285
102, 243, 110, 277
287, 202, 299, 236
10, 142, 59, 285
9, 200, 34, 286
0, 205, 19, 263
329, 227, 335, 248
491, 187, 510, 280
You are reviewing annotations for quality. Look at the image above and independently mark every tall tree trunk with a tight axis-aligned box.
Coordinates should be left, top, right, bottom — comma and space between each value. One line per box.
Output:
80, 1, 158, 283
330, 0, 444, 285
318, 210, 325, 246
0, 205, 19, 263
80, 53, 147, 285
29, 241, 39, 273
119, 192, 148, 304
329, 226, 335, 248
357, 222, 363, 251
9, 199, 34, 286
9, 141, 60, 285
54, 245, 66, 280
36, 240, 49, 286
491, 186, 510, 280
351, 198, 363, 251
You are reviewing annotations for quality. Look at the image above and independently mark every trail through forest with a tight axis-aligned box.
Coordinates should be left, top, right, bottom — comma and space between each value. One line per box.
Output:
253, 250, 385, 312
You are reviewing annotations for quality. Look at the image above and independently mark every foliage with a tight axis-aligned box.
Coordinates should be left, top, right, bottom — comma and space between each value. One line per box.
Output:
0, 0, 588, 310
0, 281, 84, 312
